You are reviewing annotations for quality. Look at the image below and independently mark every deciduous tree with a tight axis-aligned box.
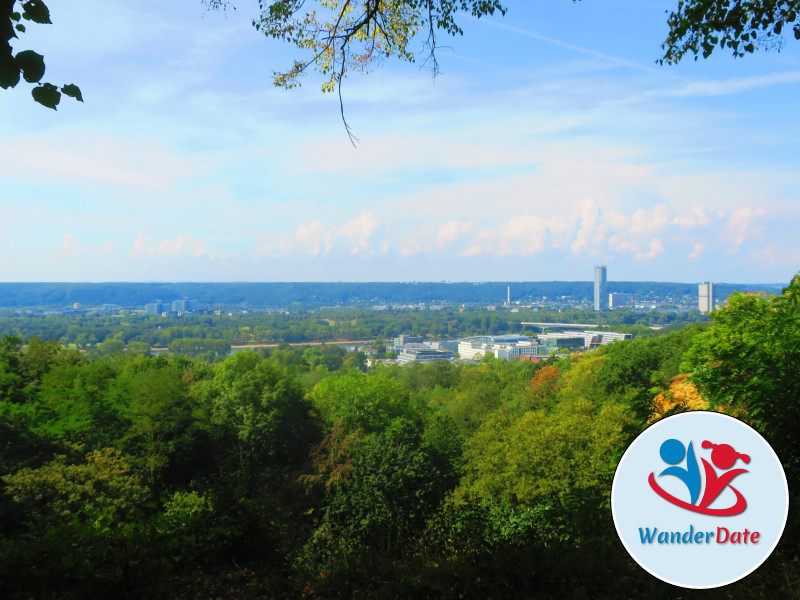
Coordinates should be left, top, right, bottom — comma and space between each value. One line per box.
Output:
661, 0, 800, 63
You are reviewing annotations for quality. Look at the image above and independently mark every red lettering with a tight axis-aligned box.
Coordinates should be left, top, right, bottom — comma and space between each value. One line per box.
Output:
715, 527, 760, 544
717, 527, 729, 543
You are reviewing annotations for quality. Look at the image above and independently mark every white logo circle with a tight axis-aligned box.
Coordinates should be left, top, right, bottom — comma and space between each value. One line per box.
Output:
611, 411, 788, 588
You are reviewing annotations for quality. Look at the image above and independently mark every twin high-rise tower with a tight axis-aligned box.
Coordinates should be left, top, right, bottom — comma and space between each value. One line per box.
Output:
594, 265, 608, 311
593, 266, 715, 313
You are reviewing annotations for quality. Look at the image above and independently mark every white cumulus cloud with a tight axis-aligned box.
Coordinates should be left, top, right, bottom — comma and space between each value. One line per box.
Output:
672, 205, 711, 228
726, 208, 767, 249
57, 233, 116, 259
635, 238, 665, 261
294, 212, 382, 256
253, 239, 296, 258
436, 221, 473, 248
130, 233, 207, 258
571, 199, 607, 255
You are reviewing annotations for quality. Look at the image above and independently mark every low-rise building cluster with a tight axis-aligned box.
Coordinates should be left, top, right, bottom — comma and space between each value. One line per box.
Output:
388, 329, 633, 365
144, 298, 201, 316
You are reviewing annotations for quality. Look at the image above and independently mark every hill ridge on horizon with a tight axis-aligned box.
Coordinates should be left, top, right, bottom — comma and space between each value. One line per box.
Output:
0, 281, 785, 309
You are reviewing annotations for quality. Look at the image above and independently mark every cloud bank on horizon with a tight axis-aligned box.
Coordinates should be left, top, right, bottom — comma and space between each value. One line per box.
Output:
1, 0, 798, 283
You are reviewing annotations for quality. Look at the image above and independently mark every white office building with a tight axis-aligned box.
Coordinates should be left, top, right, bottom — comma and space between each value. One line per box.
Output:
609, 293, 630, 309
699, 282, 714, 314
537, 330, 632, 349
457, 335, 547, 361
396, 348, 455, 364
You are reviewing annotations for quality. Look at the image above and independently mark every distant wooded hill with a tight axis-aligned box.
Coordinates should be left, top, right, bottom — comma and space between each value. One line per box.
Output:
0, 281, 784, 309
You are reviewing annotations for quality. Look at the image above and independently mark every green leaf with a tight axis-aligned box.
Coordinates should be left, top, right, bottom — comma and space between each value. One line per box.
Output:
10, 12, 22, 22
21, 0, 52, 24
61, 83, 83, 102
0, 61, 21, 89
16, 49, 45, 83
16, 24, 26, 33
31, 83, 60, 110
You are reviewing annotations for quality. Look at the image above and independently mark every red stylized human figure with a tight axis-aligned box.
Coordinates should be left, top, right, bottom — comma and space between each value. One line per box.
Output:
698, 441, 750, 509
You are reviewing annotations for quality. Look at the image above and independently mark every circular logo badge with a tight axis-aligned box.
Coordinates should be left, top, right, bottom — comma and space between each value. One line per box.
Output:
611, 411, 788, 588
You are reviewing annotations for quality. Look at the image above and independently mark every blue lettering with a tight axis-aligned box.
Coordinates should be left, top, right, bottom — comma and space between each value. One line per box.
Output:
637, 526, 721, 544
682, 525, 694, 543
639, 527, 658, 543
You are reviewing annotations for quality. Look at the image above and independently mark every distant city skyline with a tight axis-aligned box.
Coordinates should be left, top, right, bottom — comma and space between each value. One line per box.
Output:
1, 1, 798, 283
0, 281, 781, 313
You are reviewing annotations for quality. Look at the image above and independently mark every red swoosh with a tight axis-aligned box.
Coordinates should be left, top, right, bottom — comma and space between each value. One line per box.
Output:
648, 472, 747, 516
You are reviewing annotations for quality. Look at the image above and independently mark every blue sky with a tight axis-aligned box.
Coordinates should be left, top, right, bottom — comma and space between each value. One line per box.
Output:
1, 0, 799, 283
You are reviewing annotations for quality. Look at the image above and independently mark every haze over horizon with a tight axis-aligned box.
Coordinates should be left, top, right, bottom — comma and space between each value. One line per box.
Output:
0, 278, 788, 286
2, 1, 798, 284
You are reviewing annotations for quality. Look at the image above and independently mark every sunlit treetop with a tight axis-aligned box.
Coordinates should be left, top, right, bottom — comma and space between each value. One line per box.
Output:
252, 1, 505, 91
205, 0, 506, 134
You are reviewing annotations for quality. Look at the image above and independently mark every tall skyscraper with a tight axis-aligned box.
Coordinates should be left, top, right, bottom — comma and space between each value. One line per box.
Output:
594, 266, 608, 311
699, 282, 714, 314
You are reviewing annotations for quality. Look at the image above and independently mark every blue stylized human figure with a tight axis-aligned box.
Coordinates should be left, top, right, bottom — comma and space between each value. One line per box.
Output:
659, 439, 701, 505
